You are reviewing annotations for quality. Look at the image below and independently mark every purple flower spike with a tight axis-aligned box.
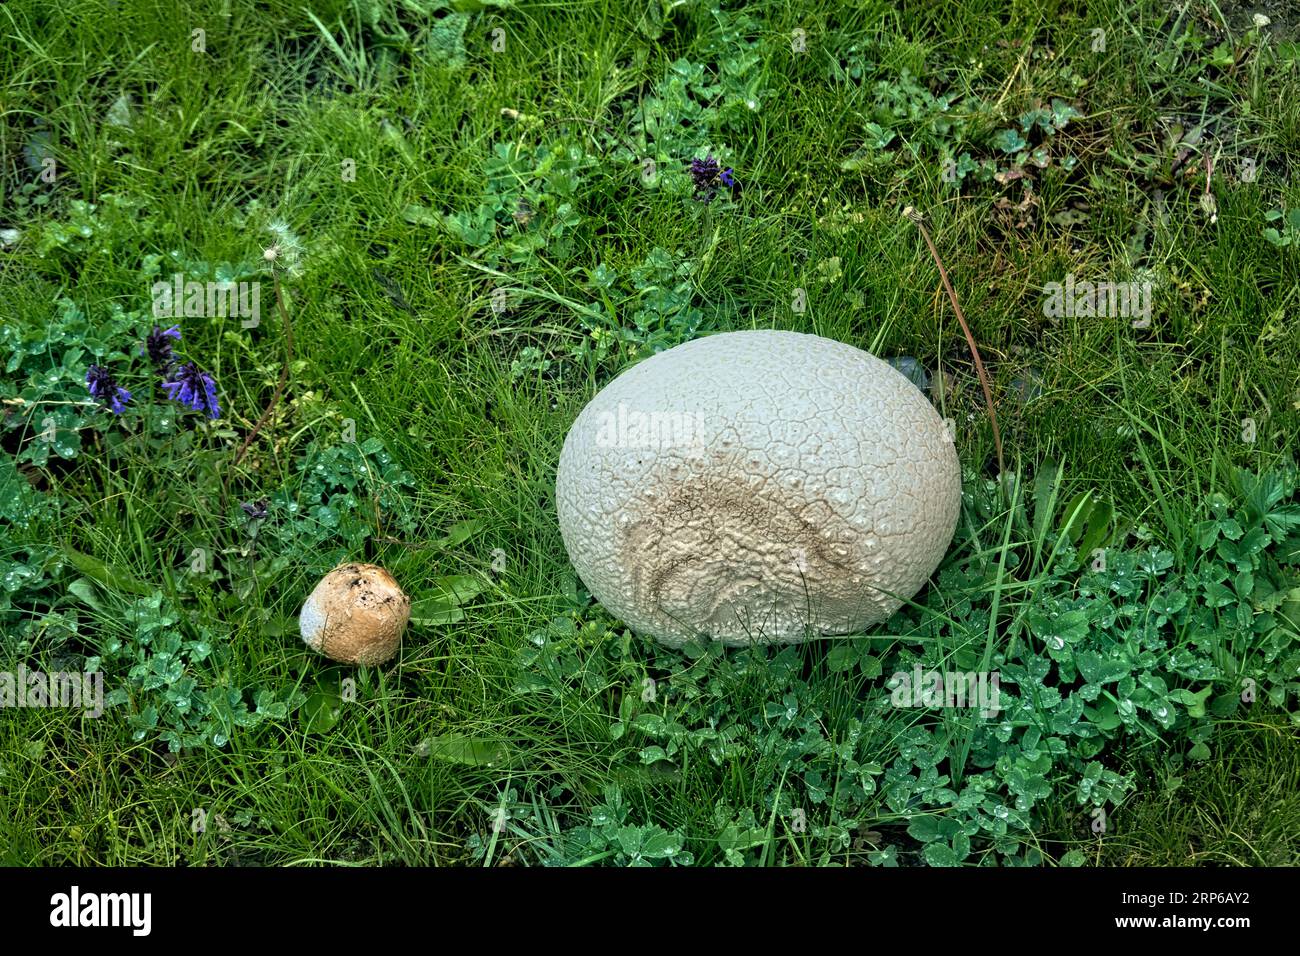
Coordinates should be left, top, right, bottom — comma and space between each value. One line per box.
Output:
690, 155, 721, 183
86, 364, 131, 415
689, 155, 721, 202
162, 361, 220, 419
146, 324, 182, 369
688, 155, 738, 202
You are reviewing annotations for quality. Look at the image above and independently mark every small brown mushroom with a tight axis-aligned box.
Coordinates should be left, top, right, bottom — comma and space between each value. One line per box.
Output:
299, 563, 411, 665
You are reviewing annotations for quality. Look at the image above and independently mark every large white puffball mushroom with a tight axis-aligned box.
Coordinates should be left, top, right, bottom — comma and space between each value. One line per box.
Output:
299, 563, 411, 665
555, 330, 961, 647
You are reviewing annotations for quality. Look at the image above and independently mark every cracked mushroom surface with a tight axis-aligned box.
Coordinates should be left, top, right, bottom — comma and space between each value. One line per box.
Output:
555, 329, 961, 647
299, 563, 411, 665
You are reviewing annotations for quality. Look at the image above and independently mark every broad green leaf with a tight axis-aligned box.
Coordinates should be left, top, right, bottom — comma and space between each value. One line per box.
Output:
409, 599, 465, 626
410, 574, 486, 624
1076, 498, 1114, 565
301, 689, 343, 733
1059, 491, 1093, 543
402, 204, 440, 227
1075, 650, 1129, 685
429, 573, 486, 604
435, 519, 485, 549
924, 842, 960, 866
1167, 685, 1212, 719
1031, 459, 1060, 544
60, 546, 152, 595
826, 642, 858, 672
419, 733, 513, 767
66, 577, 103, 611
635, 826, 683, 860
858, 653, 882, 679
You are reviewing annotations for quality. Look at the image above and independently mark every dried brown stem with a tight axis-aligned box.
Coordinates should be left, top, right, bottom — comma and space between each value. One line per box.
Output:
903, 206, 1006, 480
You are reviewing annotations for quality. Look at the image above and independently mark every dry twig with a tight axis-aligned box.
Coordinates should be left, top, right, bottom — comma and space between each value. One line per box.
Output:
903, 206, 1006, 479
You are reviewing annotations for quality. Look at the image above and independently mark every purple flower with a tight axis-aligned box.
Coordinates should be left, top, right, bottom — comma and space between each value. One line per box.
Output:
240, 498, 269, 520
688, 155, 738, 202
689, 155, 721, 201
161, 361, 220, 419
145, 325, 181, 369
690, 155, 721, 183
86, 364, 131, 414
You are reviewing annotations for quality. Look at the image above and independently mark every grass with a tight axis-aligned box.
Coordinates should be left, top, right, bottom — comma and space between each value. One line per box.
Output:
1041, 713, 1300, 866
1, 0, 1298, 865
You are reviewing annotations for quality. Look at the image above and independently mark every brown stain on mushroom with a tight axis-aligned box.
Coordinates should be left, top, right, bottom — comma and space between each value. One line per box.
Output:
620, 462, 860, 637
